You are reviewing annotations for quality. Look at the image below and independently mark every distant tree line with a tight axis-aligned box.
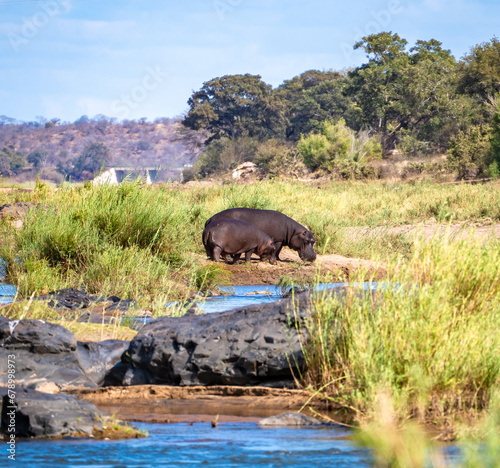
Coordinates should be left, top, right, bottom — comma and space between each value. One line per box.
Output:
182, 33, 500, 180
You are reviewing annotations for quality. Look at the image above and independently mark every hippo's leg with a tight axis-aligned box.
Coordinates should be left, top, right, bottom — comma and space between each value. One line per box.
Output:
244, 249, 255, 262
232, 253, 242, 264
212, 246, 223, 262
274, 242, 283, 261
205, 247, 212, 260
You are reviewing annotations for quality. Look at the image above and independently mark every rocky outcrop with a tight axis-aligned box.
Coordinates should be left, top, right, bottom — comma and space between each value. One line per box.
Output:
0, 387, 104, 439
33, 287, 137, 314
111, 291, 323, 388
0, 317, 129, 390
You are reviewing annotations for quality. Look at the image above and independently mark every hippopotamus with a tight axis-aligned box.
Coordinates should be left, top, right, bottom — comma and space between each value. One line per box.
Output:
203, 218, 277, 264
204, 208, 316, 262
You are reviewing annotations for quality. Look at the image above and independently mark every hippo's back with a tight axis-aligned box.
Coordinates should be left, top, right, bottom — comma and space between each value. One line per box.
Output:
205, 208, 301, 242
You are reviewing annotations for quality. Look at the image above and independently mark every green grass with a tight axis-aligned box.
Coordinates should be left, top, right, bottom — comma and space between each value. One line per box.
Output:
0, 178, 499, 303
300, 237, 500, 430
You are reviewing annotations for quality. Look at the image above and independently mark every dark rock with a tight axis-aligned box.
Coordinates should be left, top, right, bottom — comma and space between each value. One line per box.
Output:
0, 317, 129, 390
0, 387, 103, 438
35, 288, 92, 310
113, 291, 317, 388
112, 285, 370, 388
74, 310, 115, 324
0, 315, 10, 340
5, 319, 77, 353
258, 412, 322, 426
105, 299, 136, 312
77, 340, 130, 386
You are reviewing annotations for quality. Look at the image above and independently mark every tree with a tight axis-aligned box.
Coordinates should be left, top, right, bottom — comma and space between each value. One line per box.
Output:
446, 125, 491, 179
489, 96, 500, 175
182, 74, 285, 142
275, 70, 356, 140
27, 150, 49, 170
75, 142, 111, 176
349, 32, 410, 154
350, 32, 460, 155
458, 38, 500, 101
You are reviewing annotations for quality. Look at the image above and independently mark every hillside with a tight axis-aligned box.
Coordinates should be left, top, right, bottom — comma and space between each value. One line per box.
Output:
0, 116, 202, 183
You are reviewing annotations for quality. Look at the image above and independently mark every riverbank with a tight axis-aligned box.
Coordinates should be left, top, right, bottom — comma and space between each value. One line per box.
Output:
64, 385, 342, 424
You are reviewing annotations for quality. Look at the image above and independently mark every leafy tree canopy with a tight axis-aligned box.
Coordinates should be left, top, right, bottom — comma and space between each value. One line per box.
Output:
75, 142, 111, 175
182, 74, 285, 142
458, 37, 500, 100
275, 70, 356, 139
350, 32, 460, 154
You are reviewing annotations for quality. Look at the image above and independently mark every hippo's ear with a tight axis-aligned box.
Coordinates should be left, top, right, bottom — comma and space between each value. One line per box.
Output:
299, 230, 315, 243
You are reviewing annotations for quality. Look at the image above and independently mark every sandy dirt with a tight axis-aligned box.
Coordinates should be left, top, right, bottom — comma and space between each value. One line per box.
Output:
207, 249, 387, 287
65, 385, 344, 424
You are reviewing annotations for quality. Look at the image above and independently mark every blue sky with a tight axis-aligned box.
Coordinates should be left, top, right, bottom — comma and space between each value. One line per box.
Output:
0, 0, 499, 123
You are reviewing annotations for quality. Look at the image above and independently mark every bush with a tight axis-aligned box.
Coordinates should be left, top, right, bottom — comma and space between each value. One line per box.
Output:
446, 125, 492, 179
397, 130, 431, 157
196, 137, 259, 177
254, 139, 305, 177
297, 119, 381, 173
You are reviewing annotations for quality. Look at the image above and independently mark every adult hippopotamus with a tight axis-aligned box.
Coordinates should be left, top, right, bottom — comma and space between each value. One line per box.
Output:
203, 218, 277, 264
204, 208, 316, 262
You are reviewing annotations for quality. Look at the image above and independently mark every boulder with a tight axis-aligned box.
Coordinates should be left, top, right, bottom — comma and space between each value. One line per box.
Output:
0, 317, 129, 390
232, 162, 260, 180
0, 387, 103, 438
113, 292, 318, 388
258, 412, 322, 426
32, 288, 136, 314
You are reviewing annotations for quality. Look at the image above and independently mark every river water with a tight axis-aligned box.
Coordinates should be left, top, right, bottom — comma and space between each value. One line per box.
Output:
12, 421, 373, 467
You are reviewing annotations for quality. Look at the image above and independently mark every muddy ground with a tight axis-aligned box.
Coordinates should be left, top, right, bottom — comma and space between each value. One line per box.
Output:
65, 385, 346, 424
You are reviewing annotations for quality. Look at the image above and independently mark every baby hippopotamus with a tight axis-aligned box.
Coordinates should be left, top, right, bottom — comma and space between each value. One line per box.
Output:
203, 219, 277, 264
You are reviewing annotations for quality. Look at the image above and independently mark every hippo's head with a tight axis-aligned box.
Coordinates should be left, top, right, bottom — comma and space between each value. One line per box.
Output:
258, 239, 277, 265
290, 230, 316, 262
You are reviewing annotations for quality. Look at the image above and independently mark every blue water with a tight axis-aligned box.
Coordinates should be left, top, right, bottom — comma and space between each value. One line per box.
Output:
13, 421, 372, 467
180, 282, 388, 314
0, 259, 16, 303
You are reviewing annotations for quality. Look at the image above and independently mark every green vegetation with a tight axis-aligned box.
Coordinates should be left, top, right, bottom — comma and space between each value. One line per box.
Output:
297, 119, 381, 177
183, 33, 500, 180
0, 146, 27, 177
0, 178, 499, 462
299, 237, 500, 463
1, 179, 499, 305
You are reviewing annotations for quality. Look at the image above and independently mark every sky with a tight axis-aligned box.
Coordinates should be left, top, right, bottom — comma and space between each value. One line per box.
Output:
0, 0, 499, 123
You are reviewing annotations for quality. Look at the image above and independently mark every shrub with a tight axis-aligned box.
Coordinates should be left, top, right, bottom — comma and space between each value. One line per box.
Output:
297, 119, 381, 173
446, 125, 492, 179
